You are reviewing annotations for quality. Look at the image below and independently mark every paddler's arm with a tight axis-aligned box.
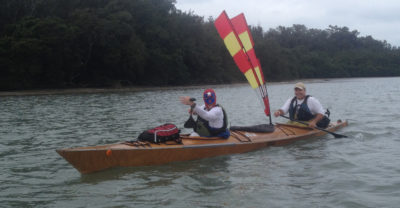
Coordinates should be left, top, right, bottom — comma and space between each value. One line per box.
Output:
274, 98, 291, 117
180, 97, 220, 121
309, 113, 323, 128
308, 97, 325, 128
192, 105, 220, 121
274, 109, 284, 117
179, 96, 197, 114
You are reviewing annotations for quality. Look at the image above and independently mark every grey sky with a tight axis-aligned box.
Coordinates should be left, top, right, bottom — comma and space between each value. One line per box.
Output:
175, 0, 400, 47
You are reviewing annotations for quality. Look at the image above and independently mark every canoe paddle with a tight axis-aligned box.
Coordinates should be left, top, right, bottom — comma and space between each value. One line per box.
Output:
183, 98, 196, 128
280, 115, 347, 138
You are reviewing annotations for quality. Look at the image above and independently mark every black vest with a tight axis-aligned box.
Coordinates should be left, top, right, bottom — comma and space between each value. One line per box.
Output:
289, 95, 315, 121
194, 105, 228, 137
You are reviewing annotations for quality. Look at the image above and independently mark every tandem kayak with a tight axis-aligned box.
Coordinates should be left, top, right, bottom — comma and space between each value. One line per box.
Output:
56, 120, 348, 174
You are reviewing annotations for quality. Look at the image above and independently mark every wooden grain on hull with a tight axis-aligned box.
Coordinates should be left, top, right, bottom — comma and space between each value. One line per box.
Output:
57, 121, 348, 174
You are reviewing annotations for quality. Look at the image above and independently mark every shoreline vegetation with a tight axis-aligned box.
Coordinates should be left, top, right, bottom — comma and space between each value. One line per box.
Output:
2, 77, 397, 97
0, 82, 253, 97
0, 82, 246, 97
1, 0, 399, 91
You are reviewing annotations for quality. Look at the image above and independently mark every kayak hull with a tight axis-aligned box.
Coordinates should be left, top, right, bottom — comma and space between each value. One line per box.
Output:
57, 121, 348, 174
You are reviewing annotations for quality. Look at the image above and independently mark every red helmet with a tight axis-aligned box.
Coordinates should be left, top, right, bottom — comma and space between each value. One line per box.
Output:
203, 89, 216, 108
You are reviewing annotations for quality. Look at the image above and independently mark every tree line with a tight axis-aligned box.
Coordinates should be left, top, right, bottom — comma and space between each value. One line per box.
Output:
1, 0, 399, 90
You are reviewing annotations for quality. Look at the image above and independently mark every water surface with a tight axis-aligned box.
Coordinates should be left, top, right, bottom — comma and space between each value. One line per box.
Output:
1, 77, 399, 207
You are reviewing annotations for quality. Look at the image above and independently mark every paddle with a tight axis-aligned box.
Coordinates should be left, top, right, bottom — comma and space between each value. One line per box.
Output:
280, 115, 347, 138
183, 98, 196, 128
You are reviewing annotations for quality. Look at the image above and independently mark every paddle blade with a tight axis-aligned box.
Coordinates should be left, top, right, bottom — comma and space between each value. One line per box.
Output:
331, 132, 348, 138
184, 115, 196, 128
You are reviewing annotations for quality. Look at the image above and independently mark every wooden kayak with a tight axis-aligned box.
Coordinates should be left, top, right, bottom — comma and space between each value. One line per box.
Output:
57, 120, 348, 174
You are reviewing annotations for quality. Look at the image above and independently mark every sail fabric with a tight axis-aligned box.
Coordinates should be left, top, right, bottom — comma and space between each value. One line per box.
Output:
214, 11, 259, 89
214, 11, 271, 117
230, 13, 265, 86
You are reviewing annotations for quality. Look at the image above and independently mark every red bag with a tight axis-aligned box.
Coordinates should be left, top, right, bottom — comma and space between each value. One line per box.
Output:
138, 123, 180, 143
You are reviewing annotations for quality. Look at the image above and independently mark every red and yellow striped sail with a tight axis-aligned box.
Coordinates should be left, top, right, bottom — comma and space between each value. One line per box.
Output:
214, 11, 261, 89
214, 11, 271, 117
230, 13, 266, 86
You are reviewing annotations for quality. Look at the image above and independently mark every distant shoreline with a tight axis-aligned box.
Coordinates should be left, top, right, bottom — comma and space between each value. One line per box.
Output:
0, 83, 250, 97
1, 77, 397, 97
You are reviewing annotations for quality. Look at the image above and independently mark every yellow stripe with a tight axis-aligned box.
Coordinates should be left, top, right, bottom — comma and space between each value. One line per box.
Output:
254, 66, 264, 85
244, 70, 259, 88
224, 32, 241, 56
238, 31, 253, 51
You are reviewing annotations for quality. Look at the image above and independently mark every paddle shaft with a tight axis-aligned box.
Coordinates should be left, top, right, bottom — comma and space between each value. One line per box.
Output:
183, 98, 197, 129
280, 115, 347, 138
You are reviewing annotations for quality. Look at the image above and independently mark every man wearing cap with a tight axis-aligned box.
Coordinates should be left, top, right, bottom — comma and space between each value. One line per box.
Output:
274, 82, 325, 128
180, 89, 229, 138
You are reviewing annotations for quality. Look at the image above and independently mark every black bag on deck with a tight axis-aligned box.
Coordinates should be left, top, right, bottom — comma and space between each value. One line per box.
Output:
138, 123, 181, 143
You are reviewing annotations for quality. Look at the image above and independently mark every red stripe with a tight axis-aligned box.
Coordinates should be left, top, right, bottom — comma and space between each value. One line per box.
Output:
230, 13, 247, 34
263, 97, 271, 116
214, 11, 232, 38
232, 50, 252, 73
246, 49, 258, 68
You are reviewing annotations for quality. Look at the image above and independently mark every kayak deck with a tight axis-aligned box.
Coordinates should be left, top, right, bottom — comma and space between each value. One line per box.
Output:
57, 120, 348, 174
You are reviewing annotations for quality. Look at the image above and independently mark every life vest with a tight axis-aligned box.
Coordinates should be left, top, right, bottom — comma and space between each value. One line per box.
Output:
289, 95, 315, 121
194, 104, 228, 137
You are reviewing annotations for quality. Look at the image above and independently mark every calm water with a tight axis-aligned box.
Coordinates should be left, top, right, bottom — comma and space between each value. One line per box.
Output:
1, 77, 399, 207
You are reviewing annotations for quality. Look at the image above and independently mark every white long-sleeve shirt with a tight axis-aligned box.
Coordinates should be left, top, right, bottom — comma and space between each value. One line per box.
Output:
192, 104, 224, 128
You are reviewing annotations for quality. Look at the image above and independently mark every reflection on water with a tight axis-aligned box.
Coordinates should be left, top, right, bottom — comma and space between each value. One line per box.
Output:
1, 77, 400, 207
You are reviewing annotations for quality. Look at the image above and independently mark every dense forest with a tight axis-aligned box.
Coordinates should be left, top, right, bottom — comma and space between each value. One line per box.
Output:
1, 0, 399, 90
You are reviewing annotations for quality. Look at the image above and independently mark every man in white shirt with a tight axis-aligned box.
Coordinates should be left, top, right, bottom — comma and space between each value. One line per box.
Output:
180, 89, 229, 138
274, 82, 325, 128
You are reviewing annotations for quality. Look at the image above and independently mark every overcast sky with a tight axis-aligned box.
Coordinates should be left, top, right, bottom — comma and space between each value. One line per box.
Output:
175, 0, 400, 47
